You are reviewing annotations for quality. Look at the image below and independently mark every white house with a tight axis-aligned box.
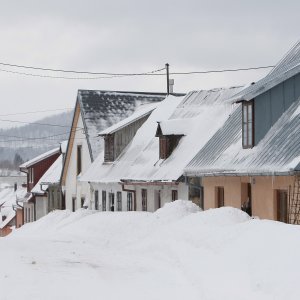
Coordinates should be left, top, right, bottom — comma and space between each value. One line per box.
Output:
60, 90, 167, 212
81, 87, 243, 212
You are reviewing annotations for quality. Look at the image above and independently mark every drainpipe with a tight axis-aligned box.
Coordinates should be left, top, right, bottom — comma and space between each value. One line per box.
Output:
122, 184, 137, 211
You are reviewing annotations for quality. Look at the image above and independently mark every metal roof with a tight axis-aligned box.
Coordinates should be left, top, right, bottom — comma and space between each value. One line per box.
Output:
77, 90, 168, 161
229, 40, 300, 102
184, 97, 300, 176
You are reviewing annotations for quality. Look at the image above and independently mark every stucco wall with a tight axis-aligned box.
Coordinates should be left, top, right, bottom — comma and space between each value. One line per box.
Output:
65, 114, 92, 211
202, 175, 294, 221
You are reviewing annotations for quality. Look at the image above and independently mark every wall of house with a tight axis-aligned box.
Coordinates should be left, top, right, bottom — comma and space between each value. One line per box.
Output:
65, 114, 92, 211
27, 153, 60, 192
0, 226, 12, 237
113, 115, 149, 159
202, 175, 294, 221
35, 195, 48, 220
15, 208, 23, 228
255, 73, 300, 144
23, 202, 35, 223
90, 182, 188, 212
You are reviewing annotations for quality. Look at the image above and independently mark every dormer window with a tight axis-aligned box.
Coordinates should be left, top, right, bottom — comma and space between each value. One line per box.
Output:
104, 135, 114, 162
155, 122, 183, 159
242, 100, 254, 148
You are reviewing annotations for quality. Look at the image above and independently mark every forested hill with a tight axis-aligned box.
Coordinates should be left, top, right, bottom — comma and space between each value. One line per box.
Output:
0, 111, 73, 170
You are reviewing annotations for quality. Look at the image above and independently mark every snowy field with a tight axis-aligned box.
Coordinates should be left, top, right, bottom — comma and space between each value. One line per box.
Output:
1, 200, 300, 300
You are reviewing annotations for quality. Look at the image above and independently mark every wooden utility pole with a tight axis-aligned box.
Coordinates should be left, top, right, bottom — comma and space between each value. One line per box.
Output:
165, 63, 170, 95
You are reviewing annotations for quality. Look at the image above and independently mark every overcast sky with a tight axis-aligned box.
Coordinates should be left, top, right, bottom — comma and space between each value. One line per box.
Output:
0, 0, 299, 128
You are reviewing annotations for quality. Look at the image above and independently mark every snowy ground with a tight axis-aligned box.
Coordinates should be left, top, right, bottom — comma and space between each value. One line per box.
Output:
0, 200, 300, 300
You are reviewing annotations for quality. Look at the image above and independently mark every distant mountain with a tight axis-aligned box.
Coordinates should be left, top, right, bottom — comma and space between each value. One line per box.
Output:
0, 111, 73, 169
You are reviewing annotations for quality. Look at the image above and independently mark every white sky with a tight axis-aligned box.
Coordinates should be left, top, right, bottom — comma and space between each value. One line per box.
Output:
0, 0, 299, 128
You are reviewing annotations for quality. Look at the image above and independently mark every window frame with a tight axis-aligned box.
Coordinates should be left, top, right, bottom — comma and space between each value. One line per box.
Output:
117, 191, 122, 211
142, 189, 147, 211
242, 100, 254, 149
127, 192, 133, 211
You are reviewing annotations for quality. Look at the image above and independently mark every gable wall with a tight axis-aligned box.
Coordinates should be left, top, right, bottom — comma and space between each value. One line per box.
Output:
64, 114, 92, 210
255, 73, 300, 144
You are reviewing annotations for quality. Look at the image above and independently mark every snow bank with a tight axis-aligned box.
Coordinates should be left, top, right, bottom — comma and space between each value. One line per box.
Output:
1, 201, 300, 300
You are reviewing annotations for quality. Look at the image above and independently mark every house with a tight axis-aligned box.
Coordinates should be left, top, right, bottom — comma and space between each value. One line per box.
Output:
0, 184, 27, 236
60, 90, 168, 212
184, 40, 300, 223
19, 147, 60, 224
80, 87, 242, 212
31, 141, 68, 220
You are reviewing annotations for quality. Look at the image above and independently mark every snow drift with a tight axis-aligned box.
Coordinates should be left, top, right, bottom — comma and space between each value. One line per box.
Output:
1, 200, 300, 300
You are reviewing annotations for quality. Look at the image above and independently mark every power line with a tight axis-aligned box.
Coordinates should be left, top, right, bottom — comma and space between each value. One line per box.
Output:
0, 108, 73, 117
0, 64, 274, 80
0, 118, 79, 129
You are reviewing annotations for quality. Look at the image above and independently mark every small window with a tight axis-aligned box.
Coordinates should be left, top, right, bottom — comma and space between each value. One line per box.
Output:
242, 101, 254, 148
72, 197, 76, 212
127, 192, 133, 211
216, 187, 224, 208
142, 189, 147, 211
95, 190, 99, 210
117, 192, 122, 211
102, 191, 107, 211
109, 193, 115, 211
104, 135, 114, 162
171, 190, 178, 202
77, 145, 82, 175
29, 168, 34, 183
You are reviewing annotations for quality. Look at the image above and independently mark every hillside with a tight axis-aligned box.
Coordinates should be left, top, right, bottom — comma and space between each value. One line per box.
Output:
0, 111, 73, 170
1, 201, 300, 299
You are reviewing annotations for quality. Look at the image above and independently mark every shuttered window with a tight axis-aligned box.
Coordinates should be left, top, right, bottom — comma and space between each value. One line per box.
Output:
242, 101, 254, 148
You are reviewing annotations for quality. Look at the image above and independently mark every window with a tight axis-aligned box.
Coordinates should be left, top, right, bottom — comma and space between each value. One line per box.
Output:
142, 189, 147, 211
72, 197, 76, 212
127, 192, 133, 211
109, 193, 115, 211
171, 190, 178, 201
29, 168, 34, 183
102, 191, 107, 211
95, 190, 99, 210
81, 197, 85, 208
216, 187, 224, 208
277, 190, 288, 223
77, 145, 82, 175
242, 100, 254, 148
117, 192, 122, 211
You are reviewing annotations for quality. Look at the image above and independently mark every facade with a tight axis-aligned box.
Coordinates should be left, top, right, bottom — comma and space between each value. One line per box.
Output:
19, 148, 60, 224
184, 40, 300, 223
81, 88, 243, 213
61, 90, 167, 212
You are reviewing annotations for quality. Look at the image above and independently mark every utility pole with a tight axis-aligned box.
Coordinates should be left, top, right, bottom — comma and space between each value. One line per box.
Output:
165, 63, 170, 95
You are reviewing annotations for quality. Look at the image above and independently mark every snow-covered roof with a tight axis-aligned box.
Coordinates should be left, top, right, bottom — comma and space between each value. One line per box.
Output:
99, 102, 160, 136
19, 147, 60, 169
77, 90, 170, 161
230, 40, 300, 102
0, 186, 27, 229
31, 155, 63, 195
80, 87, 243, 184
185, 97, 300, 176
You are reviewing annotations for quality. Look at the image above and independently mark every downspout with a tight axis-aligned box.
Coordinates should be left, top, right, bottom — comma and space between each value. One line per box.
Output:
122, 184, 137, 211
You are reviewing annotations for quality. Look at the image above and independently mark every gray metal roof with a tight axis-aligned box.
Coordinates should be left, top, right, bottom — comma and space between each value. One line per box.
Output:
184, 97, 300, 176
229, 40, 300, 102
77, 90, 168, 161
